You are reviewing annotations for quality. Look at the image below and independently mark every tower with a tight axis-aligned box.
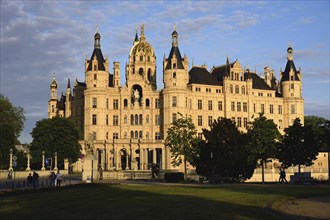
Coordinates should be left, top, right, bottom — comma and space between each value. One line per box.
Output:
280, 44, 304, 126
48, 72, 58, 118
65, 78, 72, 117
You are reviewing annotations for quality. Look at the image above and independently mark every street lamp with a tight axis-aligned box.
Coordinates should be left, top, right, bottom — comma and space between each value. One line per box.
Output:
26, 149, 31, 171
41, 150, 45, 170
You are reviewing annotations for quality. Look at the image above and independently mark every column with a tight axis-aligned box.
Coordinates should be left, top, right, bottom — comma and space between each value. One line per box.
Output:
116, 151, 120, 170
153, 149, 157, 164
125, 153, 129, 170
26, 152, 31, 171
9, 148, 13, 171
54, 152, 58, 171
140, 148, 144, 170
146, 149, 149, 169
161, 148, 165, 170
41, 150, 45, 171
100, 150, 104, 170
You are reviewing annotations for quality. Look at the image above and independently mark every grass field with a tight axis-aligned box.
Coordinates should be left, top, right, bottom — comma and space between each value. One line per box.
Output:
0, 183, 329, 220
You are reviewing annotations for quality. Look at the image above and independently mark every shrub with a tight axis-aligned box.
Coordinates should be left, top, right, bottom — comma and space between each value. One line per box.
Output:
164, 172, 184, 183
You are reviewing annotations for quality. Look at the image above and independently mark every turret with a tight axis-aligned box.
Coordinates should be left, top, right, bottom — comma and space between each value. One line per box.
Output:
48, 72, 58, 118
163, 25, 188, 88
113, 61, 120, 88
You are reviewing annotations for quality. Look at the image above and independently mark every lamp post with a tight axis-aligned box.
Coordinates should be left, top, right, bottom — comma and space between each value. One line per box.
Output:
9, 148, 13, 171
41, 150, 45, 170
26, 149, 31, 171
54, 152, 58, 171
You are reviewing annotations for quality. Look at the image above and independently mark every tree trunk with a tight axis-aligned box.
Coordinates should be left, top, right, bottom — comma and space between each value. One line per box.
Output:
298, 164, 301, 173
261, 160, 265, 184
184, 159, 187, 182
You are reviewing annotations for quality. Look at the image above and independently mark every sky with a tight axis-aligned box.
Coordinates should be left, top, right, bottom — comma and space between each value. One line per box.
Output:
1, 0, 329, 144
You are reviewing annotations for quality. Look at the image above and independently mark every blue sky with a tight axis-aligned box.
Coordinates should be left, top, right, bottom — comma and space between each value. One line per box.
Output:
1, 0, 329, 143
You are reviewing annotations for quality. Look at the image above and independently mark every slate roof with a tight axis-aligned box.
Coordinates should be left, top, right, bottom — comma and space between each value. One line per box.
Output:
87, 48, 106, 71
189, 66, 221, 85
243, 72, 273, 90
165, 46, 184, 70
281, 60, 300, 82
210, 63, 234, 82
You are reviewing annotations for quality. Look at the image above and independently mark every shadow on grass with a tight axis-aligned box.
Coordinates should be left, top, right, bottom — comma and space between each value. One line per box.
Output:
1, 183, 324, 220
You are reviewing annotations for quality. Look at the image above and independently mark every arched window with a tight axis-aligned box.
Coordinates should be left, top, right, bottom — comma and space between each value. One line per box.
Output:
148, 68, 152, 81
139, 131, 142, 138
146, 99, 150, 108
135, 131, 138, 139
130, 131, 134, 138
52, 105, 55, 113
139, 114, 143, 125
242, 86, 245, 94
130, 114, 134, 125
230, 85, 233, 93
140, 56, 143, 61
124, 99, 128, 107
235, 85, 239, 94
147, 56, 150, 62
124, 115, 127, 124
135, 114, 138, 125
139, 68, 143, 75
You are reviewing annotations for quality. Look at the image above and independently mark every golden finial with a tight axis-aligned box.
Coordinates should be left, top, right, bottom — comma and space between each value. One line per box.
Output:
96, 25, 99, 33
174, 23, 176, 31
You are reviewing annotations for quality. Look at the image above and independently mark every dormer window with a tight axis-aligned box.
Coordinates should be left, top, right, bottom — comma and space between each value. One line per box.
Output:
140, 56, 143, 61
173, 63, 176, 69
173, 72, 176, 78
94, 74, 97, 80
94, 65, 97, 71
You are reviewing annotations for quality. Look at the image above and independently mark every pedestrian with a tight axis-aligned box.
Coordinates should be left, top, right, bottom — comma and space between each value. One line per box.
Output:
48, 171, 56, 186
27, 173, 33, 187
55, 170, 62, 186
32, 171, 39, 189
282, 168, 288, 184
7, 170, 13, 180
278, 168, 283, 183
99, 167, 103, 180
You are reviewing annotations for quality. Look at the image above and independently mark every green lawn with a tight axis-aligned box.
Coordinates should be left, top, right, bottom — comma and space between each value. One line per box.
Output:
0, 183, 329, 220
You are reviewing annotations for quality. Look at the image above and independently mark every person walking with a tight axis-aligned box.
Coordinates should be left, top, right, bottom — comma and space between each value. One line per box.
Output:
32, 171, 39, 189
55, 170, 62, 186
27, 173, 33, 187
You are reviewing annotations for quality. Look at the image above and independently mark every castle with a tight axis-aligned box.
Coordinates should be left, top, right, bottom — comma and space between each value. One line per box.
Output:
48, 25, 304, 172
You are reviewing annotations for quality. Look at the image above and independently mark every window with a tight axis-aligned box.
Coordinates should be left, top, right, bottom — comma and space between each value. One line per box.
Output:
235, 85, 239, 94
139, 114, 143, 125
146, 115, 149, 123
188, 99, 192, 109
155, 99, 160, 109
146, 99, 150, 108
291, 105, 296, 114
230, 85, 233, 93
92, 132, 96, 140
291, 84, 294, 89
124, 132, 127, 138
148, 56, 150, 62
106, 132, 109, 139
130, 114, 134, 125
278, 105, 282, 114
243, 117, 248, 128
139, 68, 143, 75
237, 102, 241, 112
139, 131, 142, 138
198, 115, 203, 126
253, 103, 256, 112
237, 117, 242, 127
242, 86, 245, 94
270, 104, 274, 114
155, 115, 160, 125
113, 99, 118, 110
130, 131, 134, 138
231, 101, 235, 111
51, 105, 55, 113
208, 116, 213, 126
135, 114, 138, 125
113, 115, 118, 126
92, 114, 97, 125
140, 56, 143, 61
92, 98, 97, 108
261, 104, 265, 113
231, 117, 235, 124
94, 65, 97, 71
172, 113, 177, 123
279, 119, 282, 129
124, 99, 128, 108
218, 101, 223, 111
155, 132, 161, 140
146, 132, 149, 140
113, 132, 119, 139
208, 100, 213, 110
94, 74, 97, 80
135, 131, 138, 139
106, 98, 109, 109
173, 72, 176, 78
106, 115, 109, 125
290, 76, 294, 81
124, 115, 127, 124
243, 102, 247, 112
172, 96, 177, 107
198, 100, 202, 110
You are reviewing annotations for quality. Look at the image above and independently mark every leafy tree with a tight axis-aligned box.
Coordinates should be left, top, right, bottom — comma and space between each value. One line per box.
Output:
0, 94, 25, 169
246, 113, 281, 184
278, 118, 319, 173
30, 116, 81, 169
196, 118, 255, 182
304, 116, 330, 152
165, 113, 199, 180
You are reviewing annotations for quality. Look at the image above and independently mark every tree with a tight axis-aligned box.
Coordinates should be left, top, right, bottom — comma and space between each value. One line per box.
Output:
246, 113, 281, 184
0, 94, 25, 169
196, 118, 255, 182
279, 118, 319, 173
165, 113, 199, 180
30, 116, 82, 169
304, 116, 330, 152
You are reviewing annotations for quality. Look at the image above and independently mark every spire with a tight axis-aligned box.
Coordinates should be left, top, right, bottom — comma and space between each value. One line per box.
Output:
134, 29, 139, 44
94, 26, 101, 49
50, 72, 58, 88
67, 78, 71, 89
226, 55, 230, 76
140, 24, 145, 41
172, 24, 178, 47
287, 42, 293, 61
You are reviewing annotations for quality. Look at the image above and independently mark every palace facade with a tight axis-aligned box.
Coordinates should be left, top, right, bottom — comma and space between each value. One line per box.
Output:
48, 26, 304, 172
